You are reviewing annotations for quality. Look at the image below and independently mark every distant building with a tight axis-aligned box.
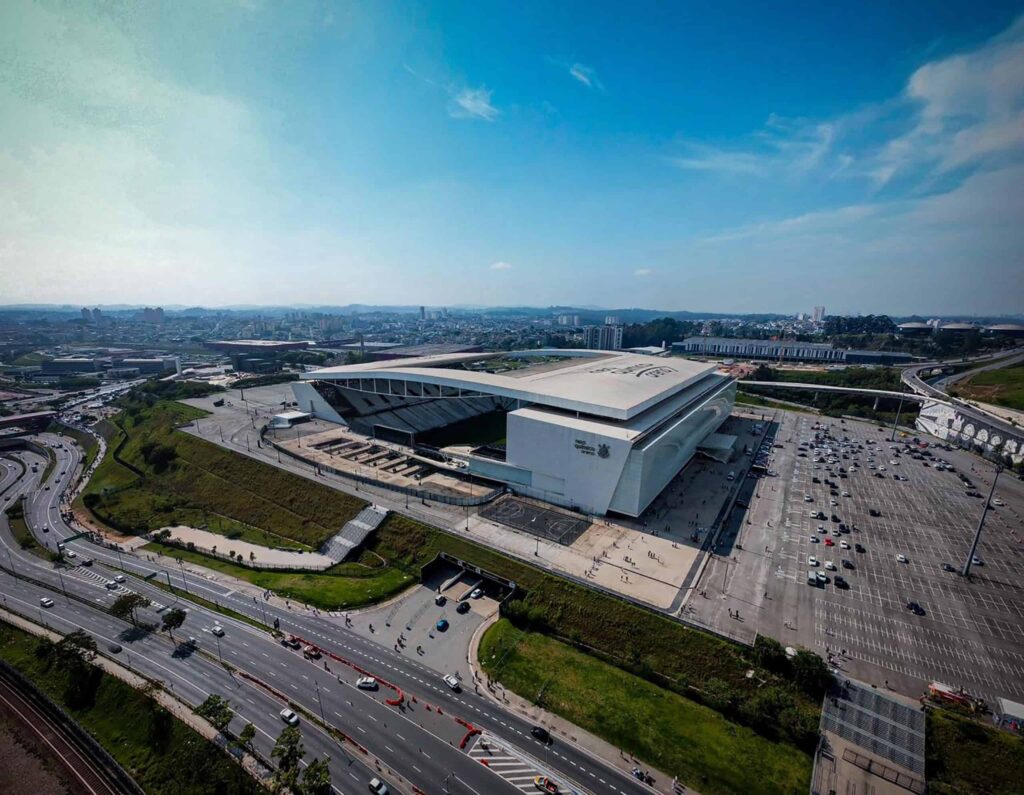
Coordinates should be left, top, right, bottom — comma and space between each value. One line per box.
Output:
41, 357, 104, 375
138, 307, 165, 324
122, 357, 180, 375
91, 308, 103, 325
80, 307, 92, 323
897, 322, 933, 336
205, 340, 311, 354
584, 324, 623, 351
604, 315, 621, 326
419, 306, 426, 321
556, 314, 581, 327
984, 323, 1024, 338
937, 322, 979, 333
812, 306, 826, 323
229, 353, 280, 373
673, 337, 914, 365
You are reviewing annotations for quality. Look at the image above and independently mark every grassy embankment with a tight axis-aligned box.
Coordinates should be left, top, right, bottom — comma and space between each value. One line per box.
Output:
0, 620, 263, 795
82, 396, 416, 608
5, 496, 50, 561
481, 620, 811, 795
926, 709, 1024, 794
950, 364, 1024, 412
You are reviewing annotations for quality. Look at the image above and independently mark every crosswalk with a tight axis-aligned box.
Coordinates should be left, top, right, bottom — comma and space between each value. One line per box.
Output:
467, 732, 552, 793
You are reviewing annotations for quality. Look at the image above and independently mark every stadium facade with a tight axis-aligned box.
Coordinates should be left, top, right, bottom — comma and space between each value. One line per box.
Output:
293, 350, 735, 517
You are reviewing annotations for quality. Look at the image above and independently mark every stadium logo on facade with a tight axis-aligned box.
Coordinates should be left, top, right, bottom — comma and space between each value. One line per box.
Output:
597, 443, 610, 459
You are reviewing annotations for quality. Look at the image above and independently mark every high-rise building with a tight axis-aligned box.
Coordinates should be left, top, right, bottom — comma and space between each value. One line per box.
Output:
419, 306, 426, 321
81, 307, 92, 323
604, 315, 621, 326
812, 306, 826, 323
584, 324, 623, 350
556, 314, 580, 327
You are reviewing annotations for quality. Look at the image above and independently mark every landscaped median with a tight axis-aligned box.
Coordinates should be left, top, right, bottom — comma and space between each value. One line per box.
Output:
479, 619, 812, 795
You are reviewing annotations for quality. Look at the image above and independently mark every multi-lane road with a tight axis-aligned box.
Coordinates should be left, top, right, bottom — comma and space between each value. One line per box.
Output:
0, 431, 657, 795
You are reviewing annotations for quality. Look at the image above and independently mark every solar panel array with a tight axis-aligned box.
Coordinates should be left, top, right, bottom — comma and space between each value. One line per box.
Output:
822, 680, 926, 775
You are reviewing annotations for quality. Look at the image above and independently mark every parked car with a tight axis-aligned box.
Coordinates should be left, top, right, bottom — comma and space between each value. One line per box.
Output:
941, 563, 956, 572
456, 601, 471, 613
436, 619, 449, 632
434, 594, 447, 606
896, 554, 908, 563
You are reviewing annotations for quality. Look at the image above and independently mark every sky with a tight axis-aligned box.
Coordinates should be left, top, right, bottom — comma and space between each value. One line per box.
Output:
1, 1, 1023, 316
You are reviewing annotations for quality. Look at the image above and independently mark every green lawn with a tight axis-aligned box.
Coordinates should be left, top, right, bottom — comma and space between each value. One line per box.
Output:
953, 365, 1024, 411
926, 709, 1024, 794
144, 540, 415, 610
480, 620, 811, 795
82, 398, 366, 548
0, 620, 262, 795
5, 497, 50, 561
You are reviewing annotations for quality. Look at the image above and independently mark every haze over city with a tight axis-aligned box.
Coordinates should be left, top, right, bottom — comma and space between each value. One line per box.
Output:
2, 1, 1023, 314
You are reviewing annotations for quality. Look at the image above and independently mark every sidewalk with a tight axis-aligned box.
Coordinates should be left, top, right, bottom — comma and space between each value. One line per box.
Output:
465, 613, 695, 795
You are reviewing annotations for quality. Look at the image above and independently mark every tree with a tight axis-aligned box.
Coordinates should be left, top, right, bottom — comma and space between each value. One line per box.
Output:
237, 722, 256, 752
110, 593, 151, 626
301, 756, 332, 795
271, 724, 305, 793
194, 694, 234, 733
791, 648, 833, 697
161, 607, 187, 641
54, 630, 99, 708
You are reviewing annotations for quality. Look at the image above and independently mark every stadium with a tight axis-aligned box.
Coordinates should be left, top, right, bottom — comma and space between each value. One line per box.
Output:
292, 349, 736, 517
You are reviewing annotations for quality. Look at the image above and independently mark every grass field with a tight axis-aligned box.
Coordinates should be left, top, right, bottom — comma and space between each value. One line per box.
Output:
0, 620, 261, 795
952, 364, 1024, 411
480, 620, 812, 795
926, 709, 1024, 794
144, 540, 415, 610
82, 398, 366, 548
5, 497, 50, 560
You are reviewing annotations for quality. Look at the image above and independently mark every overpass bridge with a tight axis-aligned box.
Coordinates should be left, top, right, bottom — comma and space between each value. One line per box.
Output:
739, 379, 1022, 465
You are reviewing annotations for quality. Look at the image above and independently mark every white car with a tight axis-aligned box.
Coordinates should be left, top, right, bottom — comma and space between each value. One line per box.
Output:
40, 597, 54, 608
279, 708, 299, 726
211, 626, 225, 637
808, 556, 819, 567
443, 674, 461, 692
896, 554, 908, 564
114, 574, 126, 583
470, 588, 483, 599
992, 498, 1005, 507
809, 536, 819, 543
840, 541, 850, 550
817, 525, 826, 533
104, 580, 118, 590
356, 676, 378, 690
368, 778, 390, 795
825, 561, 836, 571
842, 491, 850, 497
803, 494, 813, 502
65, 549, 77, 559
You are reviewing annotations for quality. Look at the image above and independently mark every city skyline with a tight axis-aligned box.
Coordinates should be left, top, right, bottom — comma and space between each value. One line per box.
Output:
2, 1, 1023, 313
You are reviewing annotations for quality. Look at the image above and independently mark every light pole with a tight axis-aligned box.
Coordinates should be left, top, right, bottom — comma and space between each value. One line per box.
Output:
56, 566, 70, 604
889, 394, 906, 441
177, 559, 189, 593
963, 466, 1001, 577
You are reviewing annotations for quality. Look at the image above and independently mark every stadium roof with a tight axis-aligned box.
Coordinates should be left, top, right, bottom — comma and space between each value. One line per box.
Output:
304, 349, 720, 421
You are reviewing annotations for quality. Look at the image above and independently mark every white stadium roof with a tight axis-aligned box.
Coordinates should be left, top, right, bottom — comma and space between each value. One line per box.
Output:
303, 349, 718, 421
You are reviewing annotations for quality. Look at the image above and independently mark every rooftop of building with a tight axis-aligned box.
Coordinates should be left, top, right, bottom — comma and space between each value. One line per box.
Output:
304, 349, 721, 421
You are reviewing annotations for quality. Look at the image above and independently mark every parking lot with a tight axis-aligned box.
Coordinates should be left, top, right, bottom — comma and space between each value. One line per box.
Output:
761, 412, 1024, 706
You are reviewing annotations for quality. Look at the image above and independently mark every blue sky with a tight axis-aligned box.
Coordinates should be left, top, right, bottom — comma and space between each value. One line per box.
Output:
1, 1, 1022, 315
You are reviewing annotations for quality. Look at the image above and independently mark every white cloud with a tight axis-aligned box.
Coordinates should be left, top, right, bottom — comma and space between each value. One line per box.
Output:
634, 268, 652, 276
489, 261, 512, 270
568, 62, 602, 90
669, 121, 835, 177
449, 87, 499, 121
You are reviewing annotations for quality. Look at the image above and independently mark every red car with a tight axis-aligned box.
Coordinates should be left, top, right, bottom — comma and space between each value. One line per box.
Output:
824, 538, 835, 546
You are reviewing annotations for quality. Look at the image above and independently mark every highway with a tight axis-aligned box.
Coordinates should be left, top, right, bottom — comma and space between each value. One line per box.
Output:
0, 431, 657, 795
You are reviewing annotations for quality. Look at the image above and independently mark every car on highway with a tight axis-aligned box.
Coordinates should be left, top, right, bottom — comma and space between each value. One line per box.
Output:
114, 574, 126, 583
104, 579, 118, 589
107, 642, 122, 654
279, 708, 299, 726
456, 601, 471, 614
39, 597, 54, 608
443, 674, 460, 692
64, 549, 76, 559
368, 778, 390, 795
531, 726, 552, 744
211, 625, 225, 637
436, 619, 449, 632
356, 676, 378, 690
280, 635, 301, 649
80, 557, 93, 566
